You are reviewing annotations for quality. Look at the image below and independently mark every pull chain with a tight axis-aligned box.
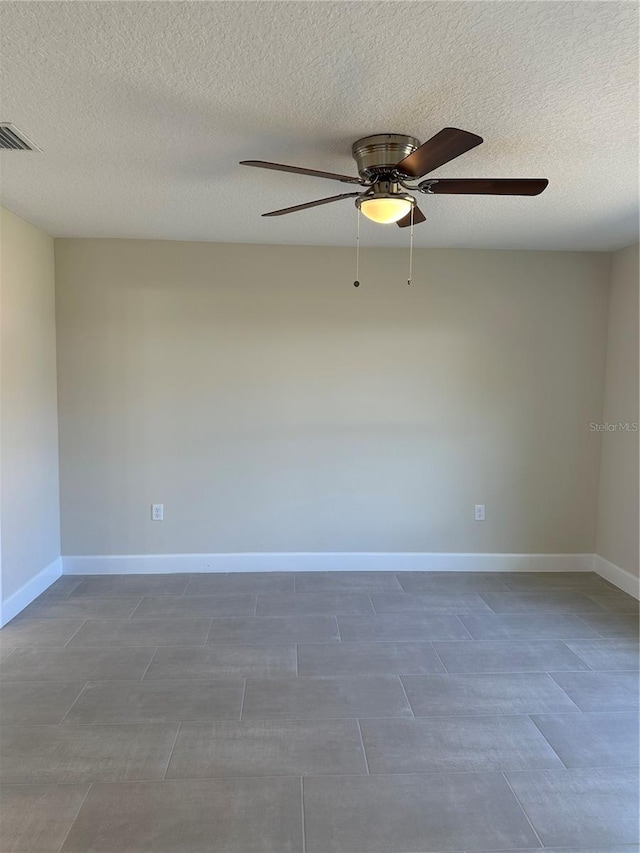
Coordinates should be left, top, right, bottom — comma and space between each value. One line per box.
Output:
407, 205, 414, 286
356, 206, 361, 284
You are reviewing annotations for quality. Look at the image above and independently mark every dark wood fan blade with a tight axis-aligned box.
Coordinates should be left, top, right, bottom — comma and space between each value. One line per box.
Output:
240, 160, 362, 184
396, 128, 483, 178
426, 178, 549, 195
262, 192, 363, 217
396, 205, 427, 228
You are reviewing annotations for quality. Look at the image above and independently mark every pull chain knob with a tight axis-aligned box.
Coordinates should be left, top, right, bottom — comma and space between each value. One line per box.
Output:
353, 205, 361, 288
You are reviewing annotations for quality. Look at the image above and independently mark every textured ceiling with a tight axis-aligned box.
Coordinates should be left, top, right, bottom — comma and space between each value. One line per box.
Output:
0, 1, 638, 250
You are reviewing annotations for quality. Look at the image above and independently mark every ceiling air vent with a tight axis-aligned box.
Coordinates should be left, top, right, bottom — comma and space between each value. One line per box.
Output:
0, 123, 40, 151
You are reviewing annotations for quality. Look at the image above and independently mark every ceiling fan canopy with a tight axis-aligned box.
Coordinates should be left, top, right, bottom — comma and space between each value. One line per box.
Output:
240, 127, 548, 227
350, 134, 421, 179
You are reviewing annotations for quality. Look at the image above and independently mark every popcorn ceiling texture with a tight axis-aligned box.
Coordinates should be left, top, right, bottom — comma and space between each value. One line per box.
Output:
0, 1, 637, 250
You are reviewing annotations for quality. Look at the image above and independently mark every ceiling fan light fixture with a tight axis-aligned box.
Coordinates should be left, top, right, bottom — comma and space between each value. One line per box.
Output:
356, 193, 414, 224
243, 128, 548, 224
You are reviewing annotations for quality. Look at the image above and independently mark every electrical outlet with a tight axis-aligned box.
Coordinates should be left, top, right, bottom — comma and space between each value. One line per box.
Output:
474, 504, 485, 521
151, 504, 164, 521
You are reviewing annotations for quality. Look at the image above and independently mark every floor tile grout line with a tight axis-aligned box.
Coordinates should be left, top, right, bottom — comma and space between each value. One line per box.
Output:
494, 576, 514, 593
429, 641, 450, 673
58, 681, 91, 724
128, 597, 145, 618
335, 616, 342, 642
5, 665, 625, 683
59, 764, 640, 784
501, 770, 546, 849
355, 718, 371, 774
9, 632, 628, 648
274, 639, 477, 647
54, 680, 91, 726
526, 713, 569, 769
162, 721, 182, 780
376, 637, 640, 648
7, 612, 142, 624
0, 645, 16, 668
44, 606, 635, 620
6, 667, 630, 685
239, 678, 247, 720
140, 647, 160, 681
542, 673, 585, 713
63, 619, 88, 647
203, 618, 214, 645
55, 781, 93, 853
7, 640, 263, 653
395, 572, 408, 594
338, 609, 618, 618
2, 708, 629, 729
453, 614, 476, 640
397, 675, 415, 717
558, 639, 595, 671
7, 760, 639, 787
51, 616, 226, 625
573, 613, 610, 639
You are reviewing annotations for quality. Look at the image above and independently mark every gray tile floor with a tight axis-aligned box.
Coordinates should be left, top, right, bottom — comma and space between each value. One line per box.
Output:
0, 570, 638, 853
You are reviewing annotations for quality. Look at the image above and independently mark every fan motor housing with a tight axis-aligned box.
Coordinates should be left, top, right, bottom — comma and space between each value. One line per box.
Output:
352, 134, 420, 179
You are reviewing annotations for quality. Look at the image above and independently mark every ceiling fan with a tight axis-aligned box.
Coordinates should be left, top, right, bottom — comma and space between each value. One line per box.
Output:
240, 129, 548, 226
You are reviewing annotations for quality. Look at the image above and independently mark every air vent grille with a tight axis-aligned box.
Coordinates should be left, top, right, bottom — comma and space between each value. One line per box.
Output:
0, 123, 39, 151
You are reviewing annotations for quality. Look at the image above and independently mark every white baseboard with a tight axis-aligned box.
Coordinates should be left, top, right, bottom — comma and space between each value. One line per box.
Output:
62, 552, 594, 575
0, 557, 63, 627
594, 554, 640, 600
2, 553, 629, 624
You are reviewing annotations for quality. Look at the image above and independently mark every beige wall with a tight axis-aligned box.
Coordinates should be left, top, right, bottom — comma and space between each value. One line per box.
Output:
596, 243, 639, 577
55, 239, 610, 557
1, 207, 60, 600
